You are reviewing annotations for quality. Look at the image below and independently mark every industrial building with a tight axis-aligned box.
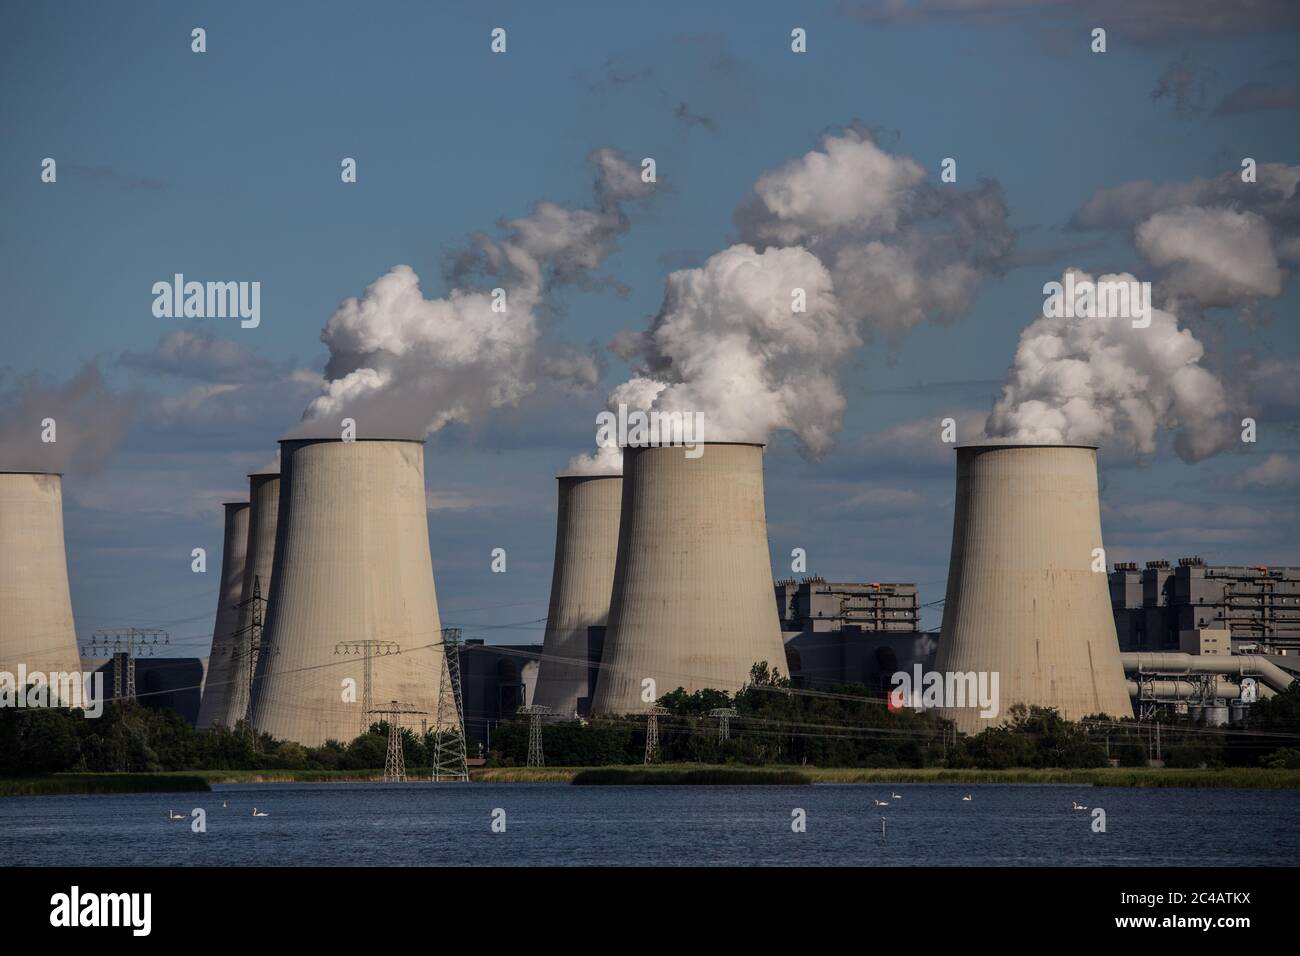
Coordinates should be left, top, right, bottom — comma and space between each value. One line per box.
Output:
0, 472, 84, 682
1111, 558, 1300, 654
533, 474, 621, 717
775, 578, 936, 692
195, 501, 249, 729
933, 444, 1132, 734
83, 656, 208, 726
248, 438, 445, 746
591, 443, 788, 713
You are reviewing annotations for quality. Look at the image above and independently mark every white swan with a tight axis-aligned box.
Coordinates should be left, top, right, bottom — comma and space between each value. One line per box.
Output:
252, 808, 269, 817
222, 800, 227, 809
872, 799, 889, 806
166, 810, 184, 820
961, 794, 973, 802
891, 792, 903, 799
1071, 801, 1089, 811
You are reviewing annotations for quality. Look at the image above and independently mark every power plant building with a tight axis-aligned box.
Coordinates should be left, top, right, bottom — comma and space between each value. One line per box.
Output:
248, 439, 444, 746
1111, 558, 1300, 654
195, 501, 249, 729
0, 472, 83, 682
933, 444, 1132, 734
534, 474, 621, 717
591, 443, 788, 713
775, 578, 936, 692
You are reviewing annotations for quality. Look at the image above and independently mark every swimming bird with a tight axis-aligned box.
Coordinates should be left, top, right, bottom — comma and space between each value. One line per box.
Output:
961, 794, 972, 802
252, 808, 269, 817
891, 792, 903, 800
222, 800, 227, 809
873, 799, 889, 807
166, 810, 184, 820
1071, 801, 1088, 811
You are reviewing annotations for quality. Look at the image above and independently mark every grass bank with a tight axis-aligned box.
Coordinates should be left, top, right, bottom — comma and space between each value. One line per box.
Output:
0, 774, 211, 797
26, 765, 1294, 789
798, 767, 1300, 788
573, 767, 811, 785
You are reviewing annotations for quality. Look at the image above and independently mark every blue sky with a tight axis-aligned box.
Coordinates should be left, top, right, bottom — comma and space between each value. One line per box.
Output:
2, 0, 1298, 653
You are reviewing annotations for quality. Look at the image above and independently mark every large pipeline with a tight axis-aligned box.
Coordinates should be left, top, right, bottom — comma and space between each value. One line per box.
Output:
1120, 652, 1296, 695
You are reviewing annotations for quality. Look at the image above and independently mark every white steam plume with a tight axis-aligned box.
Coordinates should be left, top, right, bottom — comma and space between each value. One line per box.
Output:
568, 126, 1013, 472
985, 269, 1234, 462
294, 148, 654, 439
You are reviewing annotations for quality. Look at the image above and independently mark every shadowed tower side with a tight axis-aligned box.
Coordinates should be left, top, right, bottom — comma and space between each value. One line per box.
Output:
249, 439, 443, 746
0, 473, 83, 681
933, 444, 1132, 734
223, 472, 279, 727
196, 501, 249, 729
592, 443, 787, 714
534, 474, 622, 717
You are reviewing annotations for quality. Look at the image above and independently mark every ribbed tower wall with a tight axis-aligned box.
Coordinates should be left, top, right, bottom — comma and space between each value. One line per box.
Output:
591, 443, 787, 714
933, 444, 1132, 733
196, 502, 250, 729
0, 473, 82, 681
534, 475, 622, 716
248, 439, 443, 745
222, 473, 279, 727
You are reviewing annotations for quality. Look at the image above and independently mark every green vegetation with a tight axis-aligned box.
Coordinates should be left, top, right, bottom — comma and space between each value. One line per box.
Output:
4, 665, 1298, 788
0, 698, 463, 777
0, 773, 209, 797
572, 766, 811, 785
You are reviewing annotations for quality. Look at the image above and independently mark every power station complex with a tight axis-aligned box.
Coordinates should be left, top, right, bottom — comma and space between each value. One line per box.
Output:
3, 438, 1297, 745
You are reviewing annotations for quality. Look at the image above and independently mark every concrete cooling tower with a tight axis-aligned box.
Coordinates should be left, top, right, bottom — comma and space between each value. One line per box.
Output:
248, 439, 443, 746
534, 474, 622, 716
933, 444, 1132, 734
591, 443, 787, 714
196, 502, 249, 729
221, 472, 279, 727
0, 472, 82, 681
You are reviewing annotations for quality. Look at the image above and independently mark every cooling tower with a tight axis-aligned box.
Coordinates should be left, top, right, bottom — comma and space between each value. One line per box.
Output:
221, 473, 279, 727
591, 443, 787, 714
0, 472, 82, 682
933, 444, 1132, 734
196, 502, 249, 729
534, 474, 622, 716
248, 439, 442, 745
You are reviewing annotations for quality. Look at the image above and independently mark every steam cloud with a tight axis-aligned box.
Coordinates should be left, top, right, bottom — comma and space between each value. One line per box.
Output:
0, 363, 137, 476
1073, 162, 1300, 312
567, 126, 1012, 474
985, 269, 1234, 462
296, 148, 655, 439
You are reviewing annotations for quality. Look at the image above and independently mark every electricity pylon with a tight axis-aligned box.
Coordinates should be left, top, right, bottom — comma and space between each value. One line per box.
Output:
433, 628, 469, 782
84, 628, 170, 702
517, 705, 552, 767
709, 707, 737, 743
644, 706, 670, 764
335, 637, 401, 737
369, 700, 427, 782
230, 576, 267, 731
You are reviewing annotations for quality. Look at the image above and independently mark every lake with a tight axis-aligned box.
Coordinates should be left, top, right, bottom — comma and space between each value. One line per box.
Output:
3, 782, 1297, 866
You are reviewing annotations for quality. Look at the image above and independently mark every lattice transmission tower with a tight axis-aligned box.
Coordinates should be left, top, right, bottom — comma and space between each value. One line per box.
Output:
709, 707, 737, 743
517, 705, 552, 767
433, 627, 470, 782
334, 637, 401, 737
83, 628, 170, 702
230, 576, 267, 732
643, 706, 670, 764
369, 700, 427, 782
